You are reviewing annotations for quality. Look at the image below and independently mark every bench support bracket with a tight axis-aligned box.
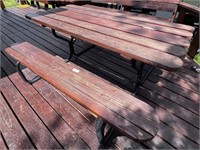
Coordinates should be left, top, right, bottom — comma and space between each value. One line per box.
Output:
16, 61, 41, 84
52, 29, 95, 61
96, 117, 119, 147
132, 60, 153, 94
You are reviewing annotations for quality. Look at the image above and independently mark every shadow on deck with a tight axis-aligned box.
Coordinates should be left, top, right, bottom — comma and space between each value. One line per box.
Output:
0, 6, 199, 149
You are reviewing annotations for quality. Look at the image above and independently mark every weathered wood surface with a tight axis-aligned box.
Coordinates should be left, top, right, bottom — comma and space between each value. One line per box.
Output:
6, 42, 160, 142
25, 4, 195, 72
0, 6, 199, 149
84, 4, 194, 32
92, 0, 180, 11
91, 0, 180, 21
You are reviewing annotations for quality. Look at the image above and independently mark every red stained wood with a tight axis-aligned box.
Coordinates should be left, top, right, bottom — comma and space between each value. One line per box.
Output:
29, 15, 184, 71
48, 13, 186, 56
122, 1, 177, 12
156, 107, 199, 145
178, 2, 200, 15
8, 71, 90, 149
143, 80, 199, 115
92, 0, 180, 4
0, 132, 7, 150
80, 4, 194, 32
6, 42, 160, 142
0, 76, 62, 149
57, 8, 192, 39
0, 87, 35, 149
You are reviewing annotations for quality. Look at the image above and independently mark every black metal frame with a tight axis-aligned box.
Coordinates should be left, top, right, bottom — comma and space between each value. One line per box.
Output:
16, 61, 41, 84
96, 117, 119, 147
52, 29, 152, 94
131, 60, 154, 94
52, 29, 95, 61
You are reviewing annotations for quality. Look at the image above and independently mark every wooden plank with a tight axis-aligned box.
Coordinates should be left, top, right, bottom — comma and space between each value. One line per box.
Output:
148, 73, 199, 96
94, 0, 178, 13
85, 4, 172, 21
1, 52, 16, 76
57, 7, 192, 44
71, 4, 194, 32
0, 90, 35, 149
6, 42, 160, 142
178, 2, 200, 15
2, 10, 37, 29
56, 8, 192, 39
76, 46, 199, 128
135, 94, 199, 147
156, 106, 199, 145
138, 87, 199, 127
1, 17, 25, 31
31, 73, 103, 149
28, 15, 184, 71
0, 76, 62, 149
47, 12, 187, 56
0, 132, 7, 150
92, 0, 180, 4
143, 80, 199, 114
1, 21, 18, 33
8, 70, 90, 149
152, 68, 199, 89
10, 42, 159, 129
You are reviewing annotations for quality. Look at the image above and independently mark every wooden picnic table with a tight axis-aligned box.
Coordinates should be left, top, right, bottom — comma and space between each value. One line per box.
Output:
25, 4, 194, 93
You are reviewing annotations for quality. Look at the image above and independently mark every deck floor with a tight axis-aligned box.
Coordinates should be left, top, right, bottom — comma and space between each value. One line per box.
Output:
0, 6, 199, 149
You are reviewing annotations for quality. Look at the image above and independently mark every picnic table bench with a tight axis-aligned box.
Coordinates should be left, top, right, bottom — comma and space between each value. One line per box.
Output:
5, 42, 160, 147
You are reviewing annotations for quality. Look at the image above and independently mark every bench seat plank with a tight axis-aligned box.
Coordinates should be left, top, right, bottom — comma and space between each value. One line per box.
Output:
6, 42, 159, 143
73, 4, 194, 32
28, 15, 183, 71
64, 5, 193, 39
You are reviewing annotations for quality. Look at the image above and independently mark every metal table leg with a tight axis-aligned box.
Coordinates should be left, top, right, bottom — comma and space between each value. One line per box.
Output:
131, 60, 153, 94
96, 117, 119, 147
16, 61, 41, 84
52, 29, 95, 61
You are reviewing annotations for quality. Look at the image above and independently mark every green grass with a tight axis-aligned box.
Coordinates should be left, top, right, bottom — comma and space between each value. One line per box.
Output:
193, 53, 200, 65
3, 0, 18, 8
2, 0, 52, 8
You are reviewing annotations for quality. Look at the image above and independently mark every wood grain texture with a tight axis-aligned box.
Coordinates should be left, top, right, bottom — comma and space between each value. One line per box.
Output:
5, 42, 160, 142
56, 8, 192, 39
0, 75, 62, 149
8, 71, 90, 149
1, 7, 199, 149
0, 88, 35, 149
28, 15, 184, 71
82, 4, 194, 32
0, 132, 7, 150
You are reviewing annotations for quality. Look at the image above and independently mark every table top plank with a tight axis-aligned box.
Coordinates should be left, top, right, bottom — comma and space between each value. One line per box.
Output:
55, 9, 190, 48
64, 5, 193, 39
29, 15, 183, 71
54, 11, 189, 47
47, 13, 186, 57
71, 4, 195, 32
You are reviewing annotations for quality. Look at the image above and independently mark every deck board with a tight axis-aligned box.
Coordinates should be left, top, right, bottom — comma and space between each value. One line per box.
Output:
0, 6, 199, 149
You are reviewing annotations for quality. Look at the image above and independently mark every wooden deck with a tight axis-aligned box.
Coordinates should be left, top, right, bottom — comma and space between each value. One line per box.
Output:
0, 6, 199, 149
